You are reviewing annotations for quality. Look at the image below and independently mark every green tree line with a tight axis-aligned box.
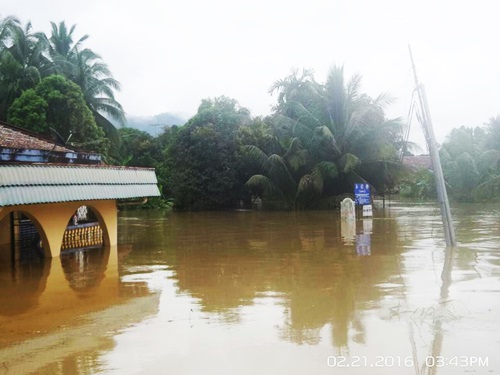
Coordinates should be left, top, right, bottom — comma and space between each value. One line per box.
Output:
0, 15, 123, 155
120, 67, 410, 210
401, 117, 500, 202
6, 15, 496, 209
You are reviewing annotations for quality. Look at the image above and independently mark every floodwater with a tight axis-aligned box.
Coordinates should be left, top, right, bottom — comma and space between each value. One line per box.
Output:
0, 201, 499, 375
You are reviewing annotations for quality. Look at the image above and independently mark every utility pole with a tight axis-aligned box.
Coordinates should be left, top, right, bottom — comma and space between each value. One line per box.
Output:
409, 46, 457, 246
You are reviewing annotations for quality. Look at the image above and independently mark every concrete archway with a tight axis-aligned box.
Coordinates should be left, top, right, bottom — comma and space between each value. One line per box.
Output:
0, 200, 117, 258
82, 202, 116, 248
0, 210, 47, 260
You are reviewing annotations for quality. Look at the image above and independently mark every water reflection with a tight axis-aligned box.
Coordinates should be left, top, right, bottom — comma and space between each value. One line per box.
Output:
0, 245, 161, 374
60, 247, 108, 292
0, 258, 51, 316
390, 201, 500, 374
2, 203, 500, 374
119, 211, 407, 350
426, 246, 454, 375
110, 207, 499, 374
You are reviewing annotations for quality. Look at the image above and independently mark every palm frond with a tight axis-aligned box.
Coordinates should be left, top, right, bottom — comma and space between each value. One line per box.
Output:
476, 149, 500, 175
246, 174, 282, 198
266, 154, 296, 195
272, 113, 313, 141
93, 110, 121, 146
373, 92, 394, 109
287, 100, 322, 128
242, 144, 269, 171
338, 153, 360, 173
297, 174, 314, 195
287, 149, 308, 172
474, 175, 500, 201
311, 161, 338, 192
346, 73, 362, 103
314, 125, 335, 142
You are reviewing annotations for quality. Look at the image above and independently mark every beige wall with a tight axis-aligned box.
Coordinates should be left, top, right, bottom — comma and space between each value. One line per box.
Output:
0, 246, 122, 345
0, 213, 12, 263
0, 213, 10, 246
0, 200, 117, 258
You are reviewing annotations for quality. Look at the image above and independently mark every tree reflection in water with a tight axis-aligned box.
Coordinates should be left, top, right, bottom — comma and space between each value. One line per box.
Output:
119, 210, 407, 350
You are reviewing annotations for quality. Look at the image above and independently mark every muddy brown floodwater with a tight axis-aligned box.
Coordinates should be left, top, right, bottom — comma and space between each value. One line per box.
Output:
0, 200, 499, 374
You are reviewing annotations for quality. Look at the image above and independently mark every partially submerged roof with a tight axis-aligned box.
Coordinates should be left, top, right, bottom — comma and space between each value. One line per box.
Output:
402, 155, 432, 170
0, 165, 160, 207
0, 121, 72, 152
0, 121, 101, 164
0, 121, 160, 207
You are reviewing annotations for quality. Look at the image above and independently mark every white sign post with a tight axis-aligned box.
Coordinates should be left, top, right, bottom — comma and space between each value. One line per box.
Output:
340, 198, 356, 221
362, 204, 373, 217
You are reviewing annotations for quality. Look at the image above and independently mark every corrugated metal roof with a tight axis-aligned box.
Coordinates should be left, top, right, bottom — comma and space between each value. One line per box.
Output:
0, 165, 158, 186
1, 185, 160, 206
0, 164, 160, 207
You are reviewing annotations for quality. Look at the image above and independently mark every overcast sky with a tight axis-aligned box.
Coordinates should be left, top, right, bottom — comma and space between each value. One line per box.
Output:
2, 0, 499, 149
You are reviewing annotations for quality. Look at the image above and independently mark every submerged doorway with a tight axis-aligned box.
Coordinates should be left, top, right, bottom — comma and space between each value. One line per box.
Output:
10, 212, 44, 263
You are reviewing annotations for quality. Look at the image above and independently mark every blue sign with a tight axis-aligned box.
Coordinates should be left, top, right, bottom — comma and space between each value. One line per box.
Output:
354, 183, 371, 205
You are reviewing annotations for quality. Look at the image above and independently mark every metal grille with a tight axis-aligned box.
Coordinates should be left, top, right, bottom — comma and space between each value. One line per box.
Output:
11, 212, 44, 263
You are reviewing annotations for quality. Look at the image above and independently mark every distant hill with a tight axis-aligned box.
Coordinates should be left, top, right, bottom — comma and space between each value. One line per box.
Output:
114, 112, 187, 136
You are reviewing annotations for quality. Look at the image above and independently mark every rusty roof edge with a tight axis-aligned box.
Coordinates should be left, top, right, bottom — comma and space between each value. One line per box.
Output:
0, 120, 75, 151
0, 164, 156, 171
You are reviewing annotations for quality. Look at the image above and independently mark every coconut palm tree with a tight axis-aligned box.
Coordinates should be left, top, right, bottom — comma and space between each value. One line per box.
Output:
46, 21, 88, 76
244, 136, 339, 209
440, 124, 500, 201
0, 15, 17, 49
47, 22, 124, 145
71, 48, 125, 130
0, 17, 50, 120
266, 65, 405, 199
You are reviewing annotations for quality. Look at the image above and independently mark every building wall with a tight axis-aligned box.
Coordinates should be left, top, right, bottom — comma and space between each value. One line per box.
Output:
0, 200, 117, 258
0, 213, 11, 264
0, 212, 10, 246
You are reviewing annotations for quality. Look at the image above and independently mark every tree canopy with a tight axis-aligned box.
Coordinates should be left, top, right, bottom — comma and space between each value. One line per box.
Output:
244, 66, 406, 209
0, 16, 123, 154
7, 75, 108, 153
166, 96, 251, 210
6, 16, 499, 208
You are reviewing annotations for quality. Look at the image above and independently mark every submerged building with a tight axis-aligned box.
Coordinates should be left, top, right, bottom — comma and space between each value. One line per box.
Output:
0, 121, 160, 261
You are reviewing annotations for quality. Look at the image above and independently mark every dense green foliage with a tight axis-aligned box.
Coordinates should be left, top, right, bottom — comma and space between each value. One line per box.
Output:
441, 118, 500, 201
165, 97, 251, 209
4, 16, 498, 209
137, 68, 409, 210
399, 168, 436, 199
8, 75, 108, 153
401, 117, 500, 202
244, 67, 406, 209
117, 127, 161, 167
0, 16, 122, 156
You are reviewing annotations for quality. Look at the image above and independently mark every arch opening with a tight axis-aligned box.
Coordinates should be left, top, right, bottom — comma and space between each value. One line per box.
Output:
8, 211, 46, 263
61, 205, 104, 253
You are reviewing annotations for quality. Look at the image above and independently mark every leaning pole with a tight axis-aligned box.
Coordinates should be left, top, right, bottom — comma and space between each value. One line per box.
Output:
409, 46, 457, 247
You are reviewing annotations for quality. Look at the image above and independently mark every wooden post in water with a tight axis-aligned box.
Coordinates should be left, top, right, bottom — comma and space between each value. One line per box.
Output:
409, 46, 457, 246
